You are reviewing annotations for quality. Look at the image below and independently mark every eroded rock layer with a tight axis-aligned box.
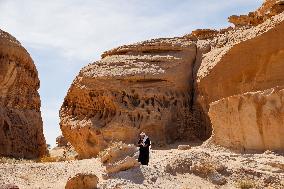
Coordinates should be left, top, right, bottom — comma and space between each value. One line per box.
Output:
209, 87, 284, 151
0, 29, 46, 158
60, 38, 201, 158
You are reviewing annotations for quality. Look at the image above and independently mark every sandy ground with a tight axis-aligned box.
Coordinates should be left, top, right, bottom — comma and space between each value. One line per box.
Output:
0, 144, 283, 189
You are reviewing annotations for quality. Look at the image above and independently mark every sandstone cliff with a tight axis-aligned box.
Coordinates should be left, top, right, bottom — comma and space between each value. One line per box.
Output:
60, 38, 203, 158
209, 87, 284, 152
60, 0, 284, 157
0, 29, 46, 158
195, 0, 284, 151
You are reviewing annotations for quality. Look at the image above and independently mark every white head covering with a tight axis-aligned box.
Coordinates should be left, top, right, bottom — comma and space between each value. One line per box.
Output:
140, 132, 146, 136
140, 132, 148, 145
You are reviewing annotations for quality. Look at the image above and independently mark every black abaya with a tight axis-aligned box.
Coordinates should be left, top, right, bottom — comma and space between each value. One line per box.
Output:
138, 137, 151, 165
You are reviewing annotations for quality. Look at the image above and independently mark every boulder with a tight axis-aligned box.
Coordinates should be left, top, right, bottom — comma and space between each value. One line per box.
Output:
209, 87, 284, 151
99, 142, 137, 164
177, 145, 191, 150
56, 135, 69, 147
105, 156, 140, 174
0, 29, 47, 158
99, 142, 140, 175
65, 173, 98, 189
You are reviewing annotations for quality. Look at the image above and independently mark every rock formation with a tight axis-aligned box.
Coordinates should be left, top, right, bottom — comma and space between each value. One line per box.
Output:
56, 135, 69, 147
60, 0, 284, 157
195, 0, 284, 151
0, 29, 46, 158
209, 87, 284, 151
65, 173, 98, 189
228, 0, 284, 27
60, 38, 202, 158
99, 142, 140, 174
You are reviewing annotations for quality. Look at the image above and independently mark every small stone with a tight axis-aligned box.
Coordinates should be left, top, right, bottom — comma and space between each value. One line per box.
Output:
177, 145, 191, 150
208, 173, 227, 185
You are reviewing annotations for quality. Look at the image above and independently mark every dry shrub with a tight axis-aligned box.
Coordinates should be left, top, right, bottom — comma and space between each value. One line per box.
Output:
37, 156, 59, 163
236, 179, 256, 189
37, 155, 75, 163
190, 159, 216, 176
0, 157, 33, 164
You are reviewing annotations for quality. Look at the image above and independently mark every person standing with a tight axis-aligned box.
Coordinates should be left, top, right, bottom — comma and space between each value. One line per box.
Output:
137, 132, 151, 165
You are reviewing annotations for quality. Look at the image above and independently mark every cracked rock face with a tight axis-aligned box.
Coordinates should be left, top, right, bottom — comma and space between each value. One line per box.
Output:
209, 87, 284, 151
60, 38, 202, 158
0, 29, 47, 158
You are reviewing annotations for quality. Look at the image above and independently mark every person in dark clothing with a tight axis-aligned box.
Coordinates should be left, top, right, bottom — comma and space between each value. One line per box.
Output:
137, 132, 151, 165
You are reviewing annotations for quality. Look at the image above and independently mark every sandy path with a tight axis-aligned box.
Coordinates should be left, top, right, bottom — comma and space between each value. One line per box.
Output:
0, 145, 283, 189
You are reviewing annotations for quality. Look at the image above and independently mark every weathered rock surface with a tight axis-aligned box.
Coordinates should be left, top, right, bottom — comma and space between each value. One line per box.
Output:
56, 135, 69, 147
99, 142, 140, 174
229, 0, 284, 27
99, 142, 137, 164
65, 173, 98, 189
0, 29, 46, 158
105, 156, 140, 175
60, 37, 203, 158
195, 0, 284, 151
209, 87, 284, 151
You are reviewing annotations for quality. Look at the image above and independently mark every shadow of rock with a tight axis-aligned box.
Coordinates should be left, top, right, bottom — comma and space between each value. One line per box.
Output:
108, 166, 145, 184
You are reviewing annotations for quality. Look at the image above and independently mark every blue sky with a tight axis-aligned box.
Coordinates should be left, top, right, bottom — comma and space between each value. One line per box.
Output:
0, 0, 262, 147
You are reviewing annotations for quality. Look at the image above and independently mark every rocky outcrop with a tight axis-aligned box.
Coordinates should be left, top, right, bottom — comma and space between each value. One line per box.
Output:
65, 173, 98, 189
99, 142, 138, 164
0, 29, 46, 158
229, 0, 284, 27
56, 135, 69, 147
209, 87, 284, 151
105, 156, 140, 175
196, 12, 284, 111
195, 2, 284, 151
60, 37, 203, 158
99, 142, 140, 174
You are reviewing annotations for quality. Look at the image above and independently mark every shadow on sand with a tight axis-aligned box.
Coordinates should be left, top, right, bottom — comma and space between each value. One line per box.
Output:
151, 141, 203, 150
109, 166, 145, 184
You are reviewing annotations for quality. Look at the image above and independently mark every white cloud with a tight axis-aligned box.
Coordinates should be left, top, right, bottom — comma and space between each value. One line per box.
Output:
0, 0, 262, 62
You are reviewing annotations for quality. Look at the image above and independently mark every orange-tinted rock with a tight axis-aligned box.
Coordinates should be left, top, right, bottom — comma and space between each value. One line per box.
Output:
195, 3, 284, 151
60, 38, 202, 158
228, 0, 284, 27
0, 29, 47, 158
209, 87, 284, 151
56, 135, 69, 147
65, 173, 98, 189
